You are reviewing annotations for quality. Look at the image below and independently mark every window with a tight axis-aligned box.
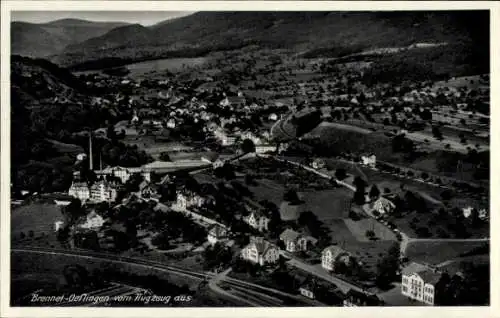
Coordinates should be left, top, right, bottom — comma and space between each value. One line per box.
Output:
402, 286, 407, 292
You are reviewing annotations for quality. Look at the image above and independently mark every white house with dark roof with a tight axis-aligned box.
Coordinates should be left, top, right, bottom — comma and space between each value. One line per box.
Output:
207, 224, 228, 245
241, 237, 280, 266
279, 229, 317, 252
322, 245, 352, 271
401, 263, 441, 305
361, 154, 377, 168
372, 196, 396, 215
243, 210, 270, 232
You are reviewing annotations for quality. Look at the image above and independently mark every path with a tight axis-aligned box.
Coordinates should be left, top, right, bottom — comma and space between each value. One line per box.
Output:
280, 251, 366, 294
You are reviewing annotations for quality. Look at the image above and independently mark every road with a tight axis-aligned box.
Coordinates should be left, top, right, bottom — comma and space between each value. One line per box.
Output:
11, 247, 317, 307
208, 268, 261, 306
280, 251, 366, 295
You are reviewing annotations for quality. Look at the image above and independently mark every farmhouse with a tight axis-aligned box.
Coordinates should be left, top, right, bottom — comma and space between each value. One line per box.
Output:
241, 237, 280, 266
321, 245, 352, 272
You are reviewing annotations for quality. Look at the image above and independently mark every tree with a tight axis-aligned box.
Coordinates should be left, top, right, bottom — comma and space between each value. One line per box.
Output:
353, 176, 367, 192
62, 198, 85, 225
353, 190, 366, 205
369, 185, 381, 199
159, 152, 171, 162
107, 124, 116, 140
241, 139, 256, 154
432, 126, 443, 140
376, 243, 400, 288
365, 230, 376, 239
284, 189, 300, 203
335, 168, 347, 181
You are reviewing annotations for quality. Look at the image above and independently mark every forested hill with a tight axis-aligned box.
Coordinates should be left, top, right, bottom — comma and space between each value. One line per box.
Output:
53, 11, 489, 67
11, 19, 130, 58
11, 56, 151, 195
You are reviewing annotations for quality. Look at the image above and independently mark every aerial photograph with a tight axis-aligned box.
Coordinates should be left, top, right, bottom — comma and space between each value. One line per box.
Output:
9, 10, 490, 307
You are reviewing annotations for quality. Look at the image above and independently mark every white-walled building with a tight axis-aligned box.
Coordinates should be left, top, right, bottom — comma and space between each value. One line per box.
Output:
241, 237, 280, 266
372, 197, 396, 215
175, 191, 206, 211
321, 245, 352, 272
361, 154, 377, 168
68, 182, 90, 202
243, 211, 270, 232
207, 224, 228, 245
401, 263, 441, 305
78, 211, 105, 231
279, 229, 317, 252
89, 180, 118, 203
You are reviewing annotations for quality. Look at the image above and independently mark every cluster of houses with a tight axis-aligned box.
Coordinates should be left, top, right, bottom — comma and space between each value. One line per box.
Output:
68, 179, 120, 203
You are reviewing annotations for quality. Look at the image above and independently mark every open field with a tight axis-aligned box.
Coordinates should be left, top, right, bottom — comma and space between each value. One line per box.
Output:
405, 240, 489, 265
247, 178, 286, 206
299, 188, 352, 220
11, 203, 64, 239
344, 218, 397, 242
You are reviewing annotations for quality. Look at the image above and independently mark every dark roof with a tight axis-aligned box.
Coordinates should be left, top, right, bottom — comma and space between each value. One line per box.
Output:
323, 245, 350, 260
419, 270, 442, 285
280, 229, 301, 242
279, 201, 304, 221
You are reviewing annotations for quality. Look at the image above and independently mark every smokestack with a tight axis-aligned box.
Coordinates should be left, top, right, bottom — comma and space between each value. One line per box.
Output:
89, 131, 93, 171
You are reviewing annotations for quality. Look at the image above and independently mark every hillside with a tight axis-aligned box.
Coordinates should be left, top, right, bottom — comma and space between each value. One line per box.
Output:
54, 11, 489, 68
11, 19, 130, 58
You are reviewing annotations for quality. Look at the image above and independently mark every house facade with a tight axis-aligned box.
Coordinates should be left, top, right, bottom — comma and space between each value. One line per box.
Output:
78, 211, 105, 231
279, 229, 316, 252
401, 265, 441, 305
372, 197, 396, 215
241, 237, 280, 266
89, 180, 118, 203
322, 245, 352, 271
207, 224, 228, 245
361, 154, 377, 168
243, 211, 270, 232
68, 182, 90, 202
175, 191, 205, 210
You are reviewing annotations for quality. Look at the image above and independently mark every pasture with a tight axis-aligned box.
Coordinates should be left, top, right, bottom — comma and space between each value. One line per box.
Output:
405, 240, 489, 265
299, 188, 352, 221
11, 203, 64, 240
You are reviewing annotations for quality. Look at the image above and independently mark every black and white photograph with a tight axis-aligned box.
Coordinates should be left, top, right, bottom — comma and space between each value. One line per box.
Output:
1, 2, 496, 314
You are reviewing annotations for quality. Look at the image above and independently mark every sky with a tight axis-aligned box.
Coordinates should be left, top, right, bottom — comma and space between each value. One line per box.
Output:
11, 11, 194, 26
